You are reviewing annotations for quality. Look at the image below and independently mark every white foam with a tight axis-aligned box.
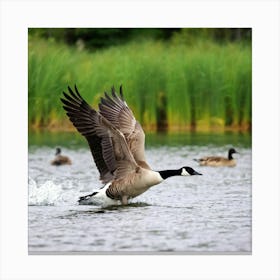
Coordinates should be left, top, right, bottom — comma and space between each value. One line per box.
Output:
28, 177, 79, 206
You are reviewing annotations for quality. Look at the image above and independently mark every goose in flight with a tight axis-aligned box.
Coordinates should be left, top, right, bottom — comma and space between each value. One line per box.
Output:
194, 148, 238, 167
61, 85, 202, 205
51, 147, 72, 166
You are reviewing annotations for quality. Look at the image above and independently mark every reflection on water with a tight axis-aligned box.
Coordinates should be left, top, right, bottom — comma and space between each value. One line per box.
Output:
29, 130, 252, 149
28, 132, 251, 253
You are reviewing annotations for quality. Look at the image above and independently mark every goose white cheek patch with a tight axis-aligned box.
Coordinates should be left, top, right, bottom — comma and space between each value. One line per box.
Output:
181, 168, 190, 176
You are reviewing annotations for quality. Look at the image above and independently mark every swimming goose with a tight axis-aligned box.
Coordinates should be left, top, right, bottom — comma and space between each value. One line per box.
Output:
51, 147, 72, 166
61, 85, 202, 205
194, 148, 238, 167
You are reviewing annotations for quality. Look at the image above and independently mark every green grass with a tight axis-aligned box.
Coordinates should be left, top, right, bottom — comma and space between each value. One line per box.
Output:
28, 37, 252, 132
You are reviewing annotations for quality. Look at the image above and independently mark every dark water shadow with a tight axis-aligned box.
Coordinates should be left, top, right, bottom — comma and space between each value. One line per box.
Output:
61, 203, 195, 220
57, 202, 152, 218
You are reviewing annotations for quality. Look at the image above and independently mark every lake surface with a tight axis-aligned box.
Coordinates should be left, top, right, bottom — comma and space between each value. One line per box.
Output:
28, 132, 251, 254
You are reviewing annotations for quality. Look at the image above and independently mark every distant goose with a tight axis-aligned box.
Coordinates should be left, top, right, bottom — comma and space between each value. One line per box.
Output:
51, 147, 72, 166
194, 148, 238, 167
61, 85, 202, 205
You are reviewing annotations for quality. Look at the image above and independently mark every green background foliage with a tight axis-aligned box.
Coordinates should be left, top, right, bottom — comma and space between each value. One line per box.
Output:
28, 28, 252, 132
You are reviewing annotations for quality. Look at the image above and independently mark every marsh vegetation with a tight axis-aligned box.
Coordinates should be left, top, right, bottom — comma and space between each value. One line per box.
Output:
28, 28, 251, 132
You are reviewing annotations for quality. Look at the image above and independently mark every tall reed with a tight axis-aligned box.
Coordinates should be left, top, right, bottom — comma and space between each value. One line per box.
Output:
28, 37, 251, 132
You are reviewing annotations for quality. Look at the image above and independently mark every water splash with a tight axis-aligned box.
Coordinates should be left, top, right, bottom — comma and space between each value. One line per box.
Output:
28, 177, 79, 206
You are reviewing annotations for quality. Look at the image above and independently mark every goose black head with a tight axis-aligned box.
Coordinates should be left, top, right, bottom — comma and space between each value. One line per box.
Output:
229, 148, 237, 154
181, 166, 202, 176
55, 147, 61, 156
228, 148, 238, 159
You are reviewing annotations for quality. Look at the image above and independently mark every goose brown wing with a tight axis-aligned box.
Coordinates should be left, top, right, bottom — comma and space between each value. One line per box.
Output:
61, 85, 139, 183
201, 156, 223, 162
98, 86, 149, 169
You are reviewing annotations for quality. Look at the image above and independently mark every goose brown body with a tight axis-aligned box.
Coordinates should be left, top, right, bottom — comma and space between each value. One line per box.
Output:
106, 168, 163, 202
195, 148, 238, 167
51, 148, 72, 165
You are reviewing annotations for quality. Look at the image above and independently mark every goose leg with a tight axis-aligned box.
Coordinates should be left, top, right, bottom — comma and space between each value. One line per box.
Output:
121, 196, 128, 205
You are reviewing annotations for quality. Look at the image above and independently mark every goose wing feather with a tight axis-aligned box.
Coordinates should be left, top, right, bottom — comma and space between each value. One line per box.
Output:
201, 156, 225, 162
61, 85, 139, 183
98, 86, 149, 169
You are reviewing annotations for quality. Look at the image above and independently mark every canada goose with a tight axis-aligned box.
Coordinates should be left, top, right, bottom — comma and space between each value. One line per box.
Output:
61, 85, 202, 205
194, 148, 238, 167
51, 147, 72, 166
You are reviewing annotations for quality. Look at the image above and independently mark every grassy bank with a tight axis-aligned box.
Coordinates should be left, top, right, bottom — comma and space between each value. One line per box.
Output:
28, 37, 251, 132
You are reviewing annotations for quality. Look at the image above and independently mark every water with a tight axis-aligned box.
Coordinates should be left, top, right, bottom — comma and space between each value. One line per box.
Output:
28, 132, 251, 253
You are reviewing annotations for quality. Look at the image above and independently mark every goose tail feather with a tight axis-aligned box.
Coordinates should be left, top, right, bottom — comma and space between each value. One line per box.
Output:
78, 183, 119, 206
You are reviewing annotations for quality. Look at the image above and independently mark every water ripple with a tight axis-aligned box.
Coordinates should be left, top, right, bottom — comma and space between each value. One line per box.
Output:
29, 145, 251, 253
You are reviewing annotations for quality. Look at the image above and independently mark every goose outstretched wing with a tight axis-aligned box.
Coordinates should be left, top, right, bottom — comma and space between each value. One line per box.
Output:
98, 86, 150, 169
61, 85, 139, 183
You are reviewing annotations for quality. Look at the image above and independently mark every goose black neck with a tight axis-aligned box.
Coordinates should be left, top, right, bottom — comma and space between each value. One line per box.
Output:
55, 148, 61, 156
159, 169, 181, 180
228, 151, 234, 160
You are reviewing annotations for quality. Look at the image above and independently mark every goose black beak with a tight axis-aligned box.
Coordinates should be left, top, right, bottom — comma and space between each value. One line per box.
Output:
193, 170, 202, 175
